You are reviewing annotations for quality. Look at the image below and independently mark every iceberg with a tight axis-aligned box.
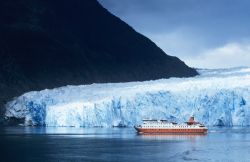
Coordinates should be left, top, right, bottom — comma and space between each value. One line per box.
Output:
5, 67, 250, 127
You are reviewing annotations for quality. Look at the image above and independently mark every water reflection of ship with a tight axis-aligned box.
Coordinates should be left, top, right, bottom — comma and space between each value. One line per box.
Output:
138, 133, 207, 141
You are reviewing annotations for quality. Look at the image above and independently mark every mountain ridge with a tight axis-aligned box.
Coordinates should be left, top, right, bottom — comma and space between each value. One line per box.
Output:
0, 0, 197, 119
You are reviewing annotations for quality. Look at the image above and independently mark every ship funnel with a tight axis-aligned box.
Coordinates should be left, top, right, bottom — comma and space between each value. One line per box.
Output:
187, 116, 196, 125
189, 116, 194, 121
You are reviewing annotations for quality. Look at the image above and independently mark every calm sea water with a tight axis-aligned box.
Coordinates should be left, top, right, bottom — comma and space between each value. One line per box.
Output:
0, 127, 250, 162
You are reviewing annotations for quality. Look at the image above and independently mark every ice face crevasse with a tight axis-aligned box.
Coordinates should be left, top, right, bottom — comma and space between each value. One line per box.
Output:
5, 67, 250, 127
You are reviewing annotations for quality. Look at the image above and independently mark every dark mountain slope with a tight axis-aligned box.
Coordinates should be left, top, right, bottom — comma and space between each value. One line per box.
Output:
0, 0, 197, 117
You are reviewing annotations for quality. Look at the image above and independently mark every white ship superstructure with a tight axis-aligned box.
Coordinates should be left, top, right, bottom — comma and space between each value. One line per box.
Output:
134, 117, 208, 134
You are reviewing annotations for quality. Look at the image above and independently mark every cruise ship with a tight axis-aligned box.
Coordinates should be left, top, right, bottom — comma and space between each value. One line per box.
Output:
134, 117, 208, 134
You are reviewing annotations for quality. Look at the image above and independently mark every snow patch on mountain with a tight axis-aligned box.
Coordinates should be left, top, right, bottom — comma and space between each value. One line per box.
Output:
5, 67, 250, 127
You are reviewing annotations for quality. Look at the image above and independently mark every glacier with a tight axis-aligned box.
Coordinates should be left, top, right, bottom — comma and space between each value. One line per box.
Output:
4, 67, 250, 127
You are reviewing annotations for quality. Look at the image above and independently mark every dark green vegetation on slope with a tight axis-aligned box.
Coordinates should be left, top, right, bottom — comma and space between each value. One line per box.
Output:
0, 0, 197, 118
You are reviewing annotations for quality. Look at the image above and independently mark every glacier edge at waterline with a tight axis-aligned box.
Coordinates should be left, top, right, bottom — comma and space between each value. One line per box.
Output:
5, 67, 250, 127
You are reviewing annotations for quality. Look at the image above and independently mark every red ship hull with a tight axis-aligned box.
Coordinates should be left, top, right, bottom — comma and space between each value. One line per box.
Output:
135, 127, 208, 134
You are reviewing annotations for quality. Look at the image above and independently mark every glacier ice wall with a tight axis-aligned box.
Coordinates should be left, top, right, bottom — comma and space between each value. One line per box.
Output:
5, 67, 250, 127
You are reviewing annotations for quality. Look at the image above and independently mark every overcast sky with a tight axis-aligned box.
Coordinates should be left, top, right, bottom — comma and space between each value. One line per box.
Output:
98, 0, 250, 68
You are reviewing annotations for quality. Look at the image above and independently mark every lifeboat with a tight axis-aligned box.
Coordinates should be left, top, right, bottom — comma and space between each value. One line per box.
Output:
134, 117, 208, 134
